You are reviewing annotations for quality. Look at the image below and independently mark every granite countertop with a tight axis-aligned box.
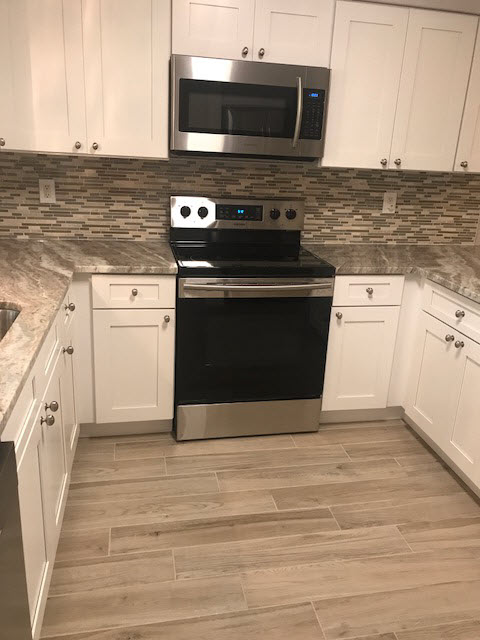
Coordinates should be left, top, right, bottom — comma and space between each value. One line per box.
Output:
2, 239, 480, 437
0, 239, 177, 436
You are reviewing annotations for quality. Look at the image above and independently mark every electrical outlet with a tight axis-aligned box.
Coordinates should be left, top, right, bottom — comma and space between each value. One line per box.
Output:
382, 191, 397, 214
39, 179, 56, 204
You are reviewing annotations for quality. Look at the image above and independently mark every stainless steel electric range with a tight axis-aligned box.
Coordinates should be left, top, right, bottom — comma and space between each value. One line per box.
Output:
170, 196, 335, 441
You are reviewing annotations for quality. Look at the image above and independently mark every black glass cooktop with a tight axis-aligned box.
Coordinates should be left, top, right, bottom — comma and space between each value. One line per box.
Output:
171, 244, 335, 278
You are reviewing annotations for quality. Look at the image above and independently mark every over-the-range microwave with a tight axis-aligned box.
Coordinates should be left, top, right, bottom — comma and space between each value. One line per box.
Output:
170, 54, 330, 161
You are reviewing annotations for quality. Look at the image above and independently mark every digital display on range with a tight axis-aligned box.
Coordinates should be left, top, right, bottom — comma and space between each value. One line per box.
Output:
216, 204, 263, 221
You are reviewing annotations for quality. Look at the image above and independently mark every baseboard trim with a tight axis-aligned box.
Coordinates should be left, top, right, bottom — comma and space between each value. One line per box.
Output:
319, 406, 404, 424
80, 419, 172, 437
403, 411, 480, 501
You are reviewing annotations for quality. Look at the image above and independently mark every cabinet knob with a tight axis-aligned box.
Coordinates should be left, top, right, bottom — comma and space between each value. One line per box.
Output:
45, 400, 59, 412
455, 309, 465, 318
164, 314, 171, 323
65, 302, 75, 311
366, 287, 374, 295
336, 311, 343, 320
75, 141, 82, 150
242, 46, 249, 57
445, 334, 455, 342
394, 158, 402, 166
258, 48, 265, 58
92, 142, 99, 151
0, 138, 5, 147
63, 345, 74, 355
41, 414, 55, 427
131, 288, 138, 297
380, 158, 388, 167
460, 161, 468, 168
455, 340, 465, 349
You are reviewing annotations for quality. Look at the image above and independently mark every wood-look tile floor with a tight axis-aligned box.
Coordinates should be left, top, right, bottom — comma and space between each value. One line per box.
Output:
41, 419, 480, 640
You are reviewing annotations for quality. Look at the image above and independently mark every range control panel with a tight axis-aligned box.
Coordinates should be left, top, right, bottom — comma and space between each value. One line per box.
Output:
171, 197, 305, 230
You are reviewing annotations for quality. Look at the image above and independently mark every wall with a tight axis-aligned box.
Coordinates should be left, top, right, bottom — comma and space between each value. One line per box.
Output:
1, 151, 480, 244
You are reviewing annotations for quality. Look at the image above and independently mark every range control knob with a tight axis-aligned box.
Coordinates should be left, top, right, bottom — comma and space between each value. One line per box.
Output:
198, 206, 209, 219
285, 209, 297, 220
270, 208, 280, 220
180, 205, 191, 218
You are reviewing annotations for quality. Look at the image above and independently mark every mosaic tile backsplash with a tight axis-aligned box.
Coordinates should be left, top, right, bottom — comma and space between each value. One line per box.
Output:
1, 151, 480, 244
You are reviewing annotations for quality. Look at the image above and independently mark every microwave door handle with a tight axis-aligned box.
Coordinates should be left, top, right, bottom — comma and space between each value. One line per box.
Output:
292, 76, 303, 148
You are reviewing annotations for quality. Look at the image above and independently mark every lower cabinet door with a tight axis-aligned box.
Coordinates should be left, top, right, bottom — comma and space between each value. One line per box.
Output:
446, 335, 480, 484
322, 306, 400, 411
39, 366, 68, 558
17, 402, 49, 632
59, 345, 78, 471
406, 312, 461, 448
93, 309, 175, 423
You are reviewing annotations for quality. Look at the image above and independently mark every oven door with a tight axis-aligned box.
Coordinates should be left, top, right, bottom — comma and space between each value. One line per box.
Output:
175, 277, 333, 410
171, 55, 329, 159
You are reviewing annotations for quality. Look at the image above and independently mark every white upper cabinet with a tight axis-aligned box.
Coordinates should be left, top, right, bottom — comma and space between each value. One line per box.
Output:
390, 9, 477, 171
455, 35, 480, 173
0, 0, 86, 153
252, 0, 334, 66
322, 2, 408, 169
82, 0, 170, 158
172, 0, 255, 60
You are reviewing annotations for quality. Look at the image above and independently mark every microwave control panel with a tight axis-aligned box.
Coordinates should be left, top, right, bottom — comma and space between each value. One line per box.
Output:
300, 89, 325, 140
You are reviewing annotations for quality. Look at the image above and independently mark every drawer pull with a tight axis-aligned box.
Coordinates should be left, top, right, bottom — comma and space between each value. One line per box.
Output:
445, 334, 455, 342
45, 400, 59, 412
366, 287, 374, 295
63, 345, 74, 355
336, 311, 343, 320
41, 414, 55, 427
65, 302, 75, 312
455, 309, 465, 319
164, 315, 171, 323
455, 340, 465, 349
132, 288, 138, 297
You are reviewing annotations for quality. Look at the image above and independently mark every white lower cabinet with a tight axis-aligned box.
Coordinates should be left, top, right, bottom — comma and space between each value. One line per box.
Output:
322, 305, 400, 411
93, 308, 175, 423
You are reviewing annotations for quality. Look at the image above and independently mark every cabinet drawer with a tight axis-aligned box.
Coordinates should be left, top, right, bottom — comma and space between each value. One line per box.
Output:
92, 275, 176, 309
333, 275, 405, 306
422, 281, 480, 344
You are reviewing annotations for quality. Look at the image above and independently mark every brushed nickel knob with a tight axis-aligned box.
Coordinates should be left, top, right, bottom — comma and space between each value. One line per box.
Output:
41, 414, 55, 427
75, 141, 82, 150
45, 400, 59, 412
242, 46, 249, 57
164, 315, 171, 323
336, 312, 343, 319
65, 302, 75, 311
63, 345, 74, 355
460, 161, 468, 168
366, 287, 374, 295
380, 158, 388, 167
0, 138, 5, 147
394, 158, 401, 166
92, 142, 99, 150
258, 48, 265, 58
132, 288, 138, 297
455, 340, 465, 349
445, 334, 455, 342
455, 309, 465, 318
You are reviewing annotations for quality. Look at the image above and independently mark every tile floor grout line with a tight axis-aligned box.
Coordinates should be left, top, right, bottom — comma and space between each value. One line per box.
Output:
395, 525, 415, 553
171, 548, 177, 580
107, 527, 111, 556
214, 471, 221, 493
309, 599, 327, 640
327, 506, 342, 531
340, 443, 353, 461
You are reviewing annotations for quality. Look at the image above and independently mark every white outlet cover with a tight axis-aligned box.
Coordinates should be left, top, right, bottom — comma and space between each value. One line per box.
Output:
39, 179, 56, 204
382, 191, 397, 214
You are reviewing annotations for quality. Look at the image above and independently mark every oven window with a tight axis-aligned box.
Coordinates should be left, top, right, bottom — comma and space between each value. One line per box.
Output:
179, 79, 297, 138
175, 296, 331, 405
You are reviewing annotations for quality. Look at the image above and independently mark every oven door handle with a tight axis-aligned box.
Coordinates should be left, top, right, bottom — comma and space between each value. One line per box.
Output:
183, 282, 332, 292
292, 76, 303, 148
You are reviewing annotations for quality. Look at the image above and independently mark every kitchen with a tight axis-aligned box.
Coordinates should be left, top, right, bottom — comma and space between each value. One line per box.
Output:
1, 0, 480, 638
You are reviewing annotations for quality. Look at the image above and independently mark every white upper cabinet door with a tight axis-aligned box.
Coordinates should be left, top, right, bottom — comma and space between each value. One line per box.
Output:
455, 37, 480, 173
322, 1, 408, 169
0, 0, 86, 154
322, 306, 400, 412
252, 0, 334, 66
93, 309, 175, 423
82, 0, 170, 158
172, 0, 255, 60
390, 10, 477, 172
